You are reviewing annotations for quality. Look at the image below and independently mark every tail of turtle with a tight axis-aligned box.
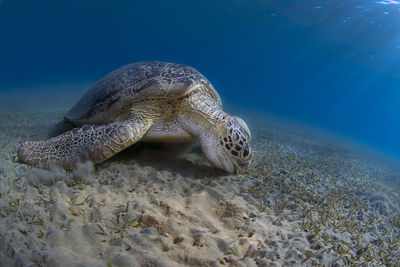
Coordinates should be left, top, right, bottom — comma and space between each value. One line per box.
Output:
17, 118, 152, 170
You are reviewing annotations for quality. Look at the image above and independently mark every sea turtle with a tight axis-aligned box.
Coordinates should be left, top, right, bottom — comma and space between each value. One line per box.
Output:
17, 61, 252, 173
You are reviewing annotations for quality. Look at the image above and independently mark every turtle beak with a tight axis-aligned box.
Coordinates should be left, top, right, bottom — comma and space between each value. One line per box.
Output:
237, 159, 250, 168
233, 160, 249, 174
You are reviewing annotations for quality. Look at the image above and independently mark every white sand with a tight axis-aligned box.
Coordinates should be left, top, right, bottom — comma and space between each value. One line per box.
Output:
0, 87, 399, 266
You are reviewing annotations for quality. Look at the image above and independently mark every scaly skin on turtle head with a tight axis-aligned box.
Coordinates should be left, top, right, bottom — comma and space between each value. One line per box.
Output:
218, 116, 252, 172
198, 114, 252, 173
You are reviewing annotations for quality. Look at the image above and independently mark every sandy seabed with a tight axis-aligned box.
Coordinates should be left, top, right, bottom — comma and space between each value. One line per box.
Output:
0, 88, 400, 267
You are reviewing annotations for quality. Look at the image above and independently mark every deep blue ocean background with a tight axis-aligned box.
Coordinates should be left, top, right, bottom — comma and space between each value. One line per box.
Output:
1, 0, 400, 159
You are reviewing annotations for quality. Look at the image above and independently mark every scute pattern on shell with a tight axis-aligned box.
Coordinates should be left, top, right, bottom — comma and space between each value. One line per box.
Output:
66, 62, 208, 123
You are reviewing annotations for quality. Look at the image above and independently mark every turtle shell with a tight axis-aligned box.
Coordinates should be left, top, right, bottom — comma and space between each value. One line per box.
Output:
65, 61, 220, 125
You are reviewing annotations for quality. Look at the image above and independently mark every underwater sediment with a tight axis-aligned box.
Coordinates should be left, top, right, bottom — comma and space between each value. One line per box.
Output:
0, 95, 399, 266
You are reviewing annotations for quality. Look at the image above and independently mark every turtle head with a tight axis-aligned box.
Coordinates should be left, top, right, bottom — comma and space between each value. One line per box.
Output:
201, 115, 252, 173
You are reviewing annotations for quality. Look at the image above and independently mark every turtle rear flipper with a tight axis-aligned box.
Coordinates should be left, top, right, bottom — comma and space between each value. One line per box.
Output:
18, 118, 152, 170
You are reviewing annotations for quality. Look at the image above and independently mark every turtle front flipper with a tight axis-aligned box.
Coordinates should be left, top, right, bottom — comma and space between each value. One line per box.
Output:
18, 118, 152, 170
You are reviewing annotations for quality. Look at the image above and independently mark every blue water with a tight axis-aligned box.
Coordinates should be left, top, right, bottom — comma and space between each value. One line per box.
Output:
1, 0, 400, 159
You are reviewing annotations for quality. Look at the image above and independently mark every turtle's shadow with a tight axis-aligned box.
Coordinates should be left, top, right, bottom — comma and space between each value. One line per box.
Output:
111, 142, 227, 179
